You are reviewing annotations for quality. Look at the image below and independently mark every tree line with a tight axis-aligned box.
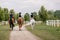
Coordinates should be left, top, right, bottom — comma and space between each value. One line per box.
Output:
24, 6, 59, 22
0, 7, 18, 22
0, 6, 60, 22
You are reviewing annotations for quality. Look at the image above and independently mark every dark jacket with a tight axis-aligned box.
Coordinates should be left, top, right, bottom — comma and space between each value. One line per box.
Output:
10, 13, 13, 19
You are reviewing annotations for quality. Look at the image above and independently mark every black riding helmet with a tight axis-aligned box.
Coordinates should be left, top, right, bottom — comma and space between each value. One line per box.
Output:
31, 13, 33, 18
19, 12, 21, 17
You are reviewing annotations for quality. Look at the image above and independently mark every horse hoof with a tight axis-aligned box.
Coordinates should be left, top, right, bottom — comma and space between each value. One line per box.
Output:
19, 29, 21, 31
9, 28, 13, 31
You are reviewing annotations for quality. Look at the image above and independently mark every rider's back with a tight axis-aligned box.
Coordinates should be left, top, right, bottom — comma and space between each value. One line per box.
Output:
10, 13, 13, 23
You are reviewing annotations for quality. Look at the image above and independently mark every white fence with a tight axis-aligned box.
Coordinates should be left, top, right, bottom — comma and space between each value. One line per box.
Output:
46, 20, 60, 27
0, 21, 9, 25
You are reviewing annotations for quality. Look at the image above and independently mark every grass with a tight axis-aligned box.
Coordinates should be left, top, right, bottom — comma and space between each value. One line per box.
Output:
26, 23, 60, 40
0, 25, 10, 40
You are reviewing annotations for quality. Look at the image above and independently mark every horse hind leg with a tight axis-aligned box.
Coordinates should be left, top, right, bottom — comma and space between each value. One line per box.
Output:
19, 25, 22, 31
19, 25, 21, 31
10, 24, 11, 28
11, 23, 14, 30
31, 23, 35, 30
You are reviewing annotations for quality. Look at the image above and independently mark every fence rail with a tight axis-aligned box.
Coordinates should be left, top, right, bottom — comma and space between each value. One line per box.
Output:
46, 20, 60, 27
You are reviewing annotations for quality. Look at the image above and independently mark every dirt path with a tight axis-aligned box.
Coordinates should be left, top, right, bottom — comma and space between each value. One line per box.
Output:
9, 24, 41, 40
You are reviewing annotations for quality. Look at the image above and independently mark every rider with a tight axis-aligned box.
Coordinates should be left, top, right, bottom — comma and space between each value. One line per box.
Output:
10, 12, 13, 20
10, 12, 14, 29
30, 13, 35, 30
18, 12, 24, 31
31, 13, 33, 18
18, 12, 22, 24
19, 12, 21, 17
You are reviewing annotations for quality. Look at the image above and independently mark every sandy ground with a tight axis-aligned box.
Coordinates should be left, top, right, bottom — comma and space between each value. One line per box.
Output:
9, 24, 41, 40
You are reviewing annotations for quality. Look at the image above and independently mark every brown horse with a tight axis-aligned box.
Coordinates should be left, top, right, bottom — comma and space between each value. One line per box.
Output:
8, 16, 15, 30
17, 17, 24, 31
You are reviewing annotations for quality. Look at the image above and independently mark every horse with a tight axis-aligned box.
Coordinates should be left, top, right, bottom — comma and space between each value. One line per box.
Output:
17, 17, 24, 31
8, 16, 15, 30
30, 18, 36, 30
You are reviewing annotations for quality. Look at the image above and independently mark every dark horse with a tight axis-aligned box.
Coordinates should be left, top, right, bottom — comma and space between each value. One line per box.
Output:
17, 17, 24, 31
8, 16, 15, 30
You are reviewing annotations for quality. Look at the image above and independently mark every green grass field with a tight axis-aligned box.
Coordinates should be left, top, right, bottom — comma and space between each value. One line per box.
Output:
0, 25, 10, 40
26, 23, 60, 40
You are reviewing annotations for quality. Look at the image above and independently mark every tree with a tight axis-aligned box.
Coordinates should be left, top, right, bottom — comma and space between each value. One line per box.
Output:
3, 8, 9, 21
14, 13, 18, 20
54, 10, 60, 19
35, 15, 40, 21
44, 10, 48, 20
10, 9, 15, 16
48, 11, 56, 20
0, 9, 5, 21
0, 7, 2, 21
24, 13, 30, 21
0, 7, 17, 21
10, 9, 15, 14
38, 6, 48, 22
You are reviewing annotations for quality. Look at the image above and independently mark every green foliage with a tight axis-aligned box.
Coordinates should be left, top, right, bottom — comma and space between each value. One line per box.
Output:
0, 9, 5, 21
26, 23, 60, 40
0, 6, 60, 22
24, 13, 30, 21
48, 11, 56, 20
5, 13, 9, 21
10, 9, 15, 14
38, 6, 57, 22
0, 7, 17, 21
35, 15, 40, 21
0, 25, 10, 40
4, 8, 8, 13
38, 6, 48, 22
3, 8, 9, 21
14, 13, 18, 20
0, 7, 9, 21
54, 10, 60, 19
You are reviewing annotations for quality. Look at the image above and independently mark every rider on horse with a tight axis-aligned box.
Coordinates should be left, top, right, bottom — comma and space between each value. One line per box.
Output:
9, 12, 15, 30
17, 12, 24, 31
30, 13, 35, 30
10, 12, 13, 21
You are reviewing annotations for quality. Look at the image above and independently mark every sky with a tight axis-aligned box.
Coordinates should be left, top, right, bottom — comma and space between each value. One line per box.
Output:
0, 0, 60, 15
